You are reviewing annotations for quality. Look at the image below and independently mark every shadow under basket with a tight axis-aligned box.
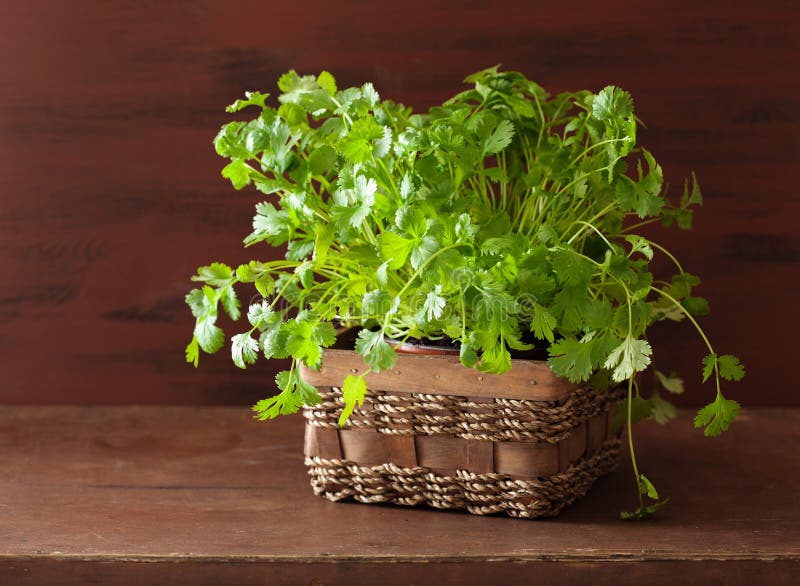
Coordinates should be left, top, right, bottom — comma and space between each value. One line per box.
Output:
300, 349, 624, 519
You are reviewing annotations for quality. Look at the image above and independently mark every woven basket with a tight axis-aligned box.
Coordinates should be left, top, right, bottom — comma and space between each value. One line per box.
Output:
300, 348, 623, 518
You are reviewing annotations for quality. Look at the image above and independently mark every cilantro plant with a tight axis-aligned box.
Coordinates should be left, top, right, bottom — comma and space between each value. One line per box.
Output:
186, 67, 744, 519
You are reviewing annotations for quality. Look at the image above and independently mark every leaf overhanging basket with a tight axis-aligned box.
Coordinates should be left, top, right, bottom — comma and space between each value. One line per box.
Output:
300, 348, 623, 518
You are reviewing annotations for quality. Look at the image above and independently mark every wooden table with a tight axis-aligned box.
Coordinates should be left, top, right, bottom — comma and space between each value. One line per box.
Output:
0, 406, 797, 584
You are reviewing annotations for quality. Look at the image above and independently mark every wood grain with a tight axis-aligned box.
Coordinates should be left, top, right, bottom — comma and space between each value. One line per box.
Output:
0, 1, 797, 405
0, 406, 798, 584
301, 349, 577, 401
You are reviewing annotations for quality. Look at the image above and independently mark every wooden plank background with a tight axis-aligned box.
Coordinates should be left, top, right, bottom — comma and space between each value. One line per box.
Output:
0, 0, 797, 406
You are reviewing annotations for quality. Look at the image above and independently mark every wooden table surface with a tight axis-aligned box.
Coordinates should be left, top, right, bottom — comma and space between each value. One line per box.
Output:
0, 406, 798, 585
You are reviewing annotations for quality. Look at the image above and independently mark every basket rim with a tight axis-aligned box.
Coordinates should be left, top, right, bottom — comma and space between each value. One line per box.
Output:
300, 347, 581, 402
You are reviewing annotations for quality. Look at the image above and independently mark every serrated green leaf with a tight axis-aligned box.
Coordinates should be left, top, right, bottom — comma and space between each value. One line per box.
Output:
185, 336, 199, 367
604, 337, 652, 382
378, 231, 414, 269
221, 159, 251, 189
702, 353, 717, 383
262, 324, 290, 359
220, 287, 240, 321
683, 296, 710, 316
551, 285, 592, 332
547, 337, 595, 383
625, 235, 654, 260
339, 374, 367, 426
694, 394, 741, 436
620, 499, 669, 521
317, 71, 337, 96
591, 86, 633, 122
194, 317, 224, 354
638, 473, 659, 500
460, 342, 478, 368
354, 329, 396, 372
231, 333, 259, 369
331, 175, 377, 229
655, 370, 685, 394
551, 248, 594, 286
247, 300, 275, 328
531, 303, 557, 343
226, 91, 270, 113
185, 288, 210, 318
483, 119, 515, 155
362, 289, 394, 315
410, 235, 438, 270
194, 263, 233, 287
423, 286, 446, 321
649, 391, 677, 424
308, 144, 337, 175
717, 354, 745, 381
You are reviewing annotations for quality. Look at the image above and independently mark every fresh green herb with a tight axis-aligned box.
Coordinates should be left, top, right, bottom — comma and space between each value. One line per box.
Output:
186, 67, 744, 518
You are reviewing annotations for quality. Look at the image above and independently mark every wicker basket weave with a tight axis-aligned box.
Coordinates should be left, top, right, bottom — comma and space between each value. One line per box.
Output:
300, 348, 623, 518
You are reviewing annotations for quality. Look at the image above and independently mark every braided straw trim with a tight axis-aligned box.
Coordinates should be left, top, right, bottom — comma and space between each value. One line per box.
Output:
304, 386, 624, 444
305, 438, 621, 518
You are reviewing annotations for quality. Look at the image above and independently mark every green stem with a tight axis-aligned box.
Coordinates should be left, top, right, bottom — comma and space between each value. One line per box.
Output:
648, 241, 685, 274
649, 287, 715, 356
626, 375, 644, 509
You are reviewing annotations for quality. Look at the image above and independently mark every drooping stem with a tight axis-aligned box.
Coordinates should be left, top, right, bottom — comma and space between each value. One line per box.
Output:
626, 375, 644, 509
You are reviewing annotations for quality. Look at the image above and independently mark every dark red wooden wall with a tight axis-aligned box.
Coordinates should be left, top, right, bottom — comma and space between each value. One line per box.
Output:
1, 1, 797, 406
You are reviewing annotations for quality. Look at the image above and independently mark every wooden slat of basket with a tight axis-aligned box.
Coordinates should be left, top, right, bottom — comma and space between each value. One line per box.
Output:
587, 413, 607, 454
300, 349, 577, 402
303, 425, 341, 460
557, 422, 587, 471
304, 418, 614, 478
494, 440, 559, 477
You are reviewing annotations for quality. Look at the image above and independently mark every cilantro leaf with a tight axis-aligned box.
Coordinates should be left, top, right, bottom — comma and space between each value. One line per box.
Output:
701, 353, 717, 383
423, 286, 446, 321
483, 119, 515, 155
247, 301, 275, 328
185, 288, 210, 318
185, 336, 199, 367
547, 337, 595, 383
615, 151, 664, 219
694, 393, 741, 437
339, 374, 367, 426
316, 71, 337, 96
612, 393, 653, 431
354, 329, 396, 372
362, 289, 394, 315
655, 370, 685, 394
649, 391, 677, 424
604, 337, 652, 382
718, 354, 745, 381
220, 287, 240, 321
226, 91, 270, 113
410, 235, 439, 270
591, 86, 633, 122
638, 473, 659, 500
331, 175, 377, 229
378, 231, 414, 269
460, 342, 478, 368
194, 317, 224, 354
253, 368, 321, 420
625, 235, 654, 260
262, 324, 290, 359
530, 303, 557, 343
551, 248, 594, 286
551, 285, 591, 332
231, 333, 259, 369
193, 263, 234, 287
221, 159, 251, 189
